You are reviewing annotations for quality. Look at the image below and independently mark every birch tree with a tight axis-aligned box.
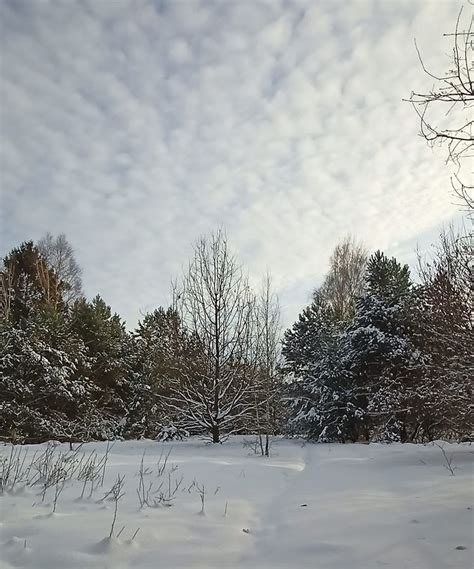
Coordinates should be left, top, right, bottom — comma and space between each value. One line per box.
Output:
320, 237, 367, 324
37, 233, 83, 304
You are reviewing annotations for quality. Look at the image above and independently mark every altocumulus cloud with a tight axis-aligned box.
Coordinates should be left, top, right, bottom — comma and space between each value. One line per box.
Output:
0, 0, 464, 326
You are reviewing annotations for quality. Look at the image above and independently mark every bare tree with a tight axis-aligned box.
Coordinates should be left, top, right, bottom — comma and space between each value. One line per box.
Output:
253, 273, 282, 456
0, 261, 15, 322
37, 233, 83, 304
320, 236, 368, 323
407, 7, 474, 214
35, 255, 63, 310
165, 231, 256, 443
415, 225, 473, 439
417, 224, 473, 330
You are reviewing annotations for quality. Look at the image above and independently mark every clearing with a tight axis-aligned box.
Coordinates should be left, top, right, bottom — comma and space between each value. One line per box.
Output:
0, 437, 472, 568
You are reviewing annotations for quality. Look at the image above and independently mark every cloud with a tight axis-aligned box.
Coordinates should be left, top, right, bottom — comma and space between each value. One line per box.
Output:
0, 0, 464, 327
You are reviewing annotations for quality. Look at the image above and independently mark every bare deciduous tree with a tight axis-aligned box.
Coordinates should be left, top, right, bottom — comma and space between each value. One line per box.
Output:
417, 224, 473, 330
320, 236, 368, 323
37, 233, 83, 304
0, 261, 15, 322
35, 255, 63, 310
253, 273, 282, 456
407, 7, 474, 214
166, 231, 256, 443
415, 225, 474, 439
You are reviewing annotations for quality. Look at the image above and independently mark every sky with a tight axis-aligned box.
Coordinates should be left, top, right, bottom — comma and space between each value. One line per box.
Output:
0, 0, 467, 328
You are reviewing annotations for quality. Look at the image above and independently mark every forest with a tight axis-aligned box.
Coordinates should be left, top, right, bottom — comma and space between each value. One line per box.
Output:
1, 227, 472, 446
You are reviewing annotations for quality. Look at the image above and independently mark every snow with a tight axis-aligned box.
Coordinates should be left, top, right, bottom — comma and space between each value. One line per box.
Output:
1, 437, 473, 569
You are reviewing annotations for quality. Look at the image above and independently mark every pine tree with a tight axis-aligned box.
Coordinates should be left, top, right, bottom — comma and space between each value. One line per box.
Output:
129, 307, 191, 439
283, 251, 422, 442
282, 291, 345, 440
1, 241, 65, 324
0, 242, 94, 442
340, 251, 422, 441
0, 310, 94, 443
69, 295, 134, 430
283, 291, 336, 379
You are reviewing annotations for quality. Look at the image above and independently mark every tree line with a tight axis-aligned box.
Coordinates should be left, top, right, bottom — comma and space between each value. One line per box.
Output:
0, 231, 282, 446
0, 228, 471, 445
283, 231, 472, 443
1, 4, 472, 447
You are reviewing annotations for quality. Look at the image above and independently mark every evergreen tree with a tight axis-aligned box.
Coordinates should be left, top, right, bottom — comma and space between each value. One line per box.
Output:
0, 309, 94, 443
282, 291, 345, 440
69, 295, 134, 426
283, 291, 336, 379
1, 241, 65, 324
0, 242, 94, 442
339, 251, 422, 441
284, 251, 422, 442
129, 307, 191, 438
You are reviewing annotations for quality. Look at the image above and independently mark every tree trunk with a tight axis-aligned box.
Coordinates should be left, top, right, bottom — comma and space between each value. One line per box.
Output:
211, 424, 220, 443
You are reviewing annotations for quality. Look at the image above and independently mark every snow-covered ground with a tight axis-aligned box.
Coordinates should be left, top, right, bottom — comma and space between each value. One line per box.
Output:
0, 437, 472, 569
